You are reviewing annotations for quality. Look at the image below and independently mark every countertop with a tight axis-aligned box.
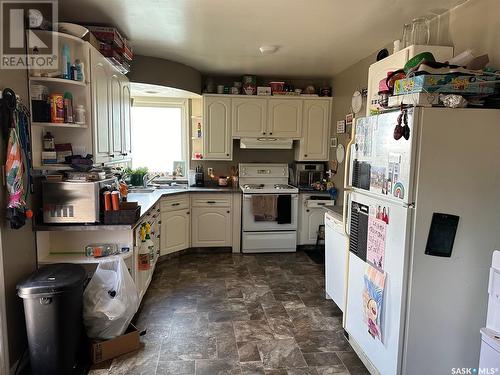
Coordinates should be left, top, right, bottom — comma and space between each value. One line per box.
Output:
323, 205, 344, 221
34, 186, 241, 232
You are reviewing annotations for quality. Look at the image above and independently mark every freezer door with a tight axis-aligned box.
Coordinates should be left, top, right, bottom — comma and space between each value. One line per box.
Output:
345, 191, 413, 375
349, 108, 418, 205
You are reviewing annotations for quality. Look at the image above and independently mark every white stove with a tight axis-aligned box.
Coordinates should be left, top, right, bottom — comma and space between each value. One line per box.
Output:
239, 163, 298, 253
241, 183, 298, 194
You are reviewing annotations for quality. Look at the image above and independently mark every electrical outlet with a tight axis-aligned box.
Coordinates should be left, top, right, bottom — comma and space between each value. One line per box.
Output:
207, 167, 214, 177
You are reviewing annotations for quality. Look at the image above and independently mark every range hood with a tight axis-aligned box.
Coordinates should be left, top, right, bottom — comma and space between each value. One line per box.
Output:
239, 137, 293, 149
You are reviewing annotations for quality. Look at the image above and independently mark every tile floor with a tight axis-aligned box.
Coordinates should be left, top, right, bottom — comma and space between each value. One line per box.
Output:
90, 251, 369, 375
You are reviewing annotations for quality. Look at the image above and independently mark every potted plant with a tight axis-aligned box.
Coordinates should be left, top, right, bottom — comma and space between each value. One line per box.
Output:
124, 167, 148, 187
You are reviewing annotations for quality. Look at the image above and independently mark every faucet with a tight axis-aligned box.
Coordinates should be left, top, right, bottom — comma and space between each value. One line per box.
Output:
143, 173, 160, 187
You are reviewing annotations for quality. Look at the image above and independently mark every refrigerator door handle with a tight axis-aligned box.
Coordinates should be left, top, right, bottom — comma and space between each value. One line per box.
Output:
343, 117, 357, 190
343, 190, 351, 237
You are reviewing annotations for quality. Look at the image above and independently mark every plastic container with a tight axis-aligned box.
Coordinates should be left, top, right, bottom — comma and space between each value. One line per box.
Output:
74, 105, 86, 125
269, 81, 285, 94
17, 264, 87, 375
85, 243, 118, 257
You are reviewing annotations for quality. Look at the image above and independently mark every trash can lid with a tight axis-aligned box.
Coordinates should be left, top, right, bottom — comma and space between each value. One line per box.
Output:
17, 263, 87, 298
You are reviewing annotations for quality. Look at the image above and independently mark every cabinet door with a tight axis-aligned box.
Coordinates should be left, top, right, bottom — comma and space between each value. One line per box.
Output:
120, 76, 132, 156
191, 207, 231, 247
160, 210, 190, 255
109, 73, 122, 157
268, 99, 303, 138
90, 49, 111, 162
203, 96, 232, 159
232, 97, 267, 137
299, 208, 325, 245
297, 100, 330, 161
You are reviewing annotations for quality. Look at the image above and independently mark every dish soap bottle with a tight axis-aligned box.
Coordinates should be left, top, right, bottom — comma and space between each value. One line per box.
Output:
138, 225, 150, 271
43, 131, 55, 151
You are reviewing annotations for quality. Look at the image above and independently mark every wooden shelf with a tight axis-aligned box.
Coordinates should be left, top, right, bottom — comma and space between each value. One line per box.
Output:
38, 250, 133, 265
32, 164, 72, 171
32, 122, 87, 129
29, 77, 87, 87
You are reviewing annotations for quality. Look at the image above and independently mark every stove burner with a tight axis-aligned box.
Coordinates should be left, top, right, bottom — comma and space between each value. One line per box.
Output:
243, 184, 264, 190
274, 184, 293, 190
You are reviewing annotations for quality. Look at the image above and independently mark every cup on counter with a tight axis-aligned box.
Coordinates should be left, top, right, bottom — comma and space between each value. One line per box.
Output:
230, 86, 239, 95
217, 85, 224, 94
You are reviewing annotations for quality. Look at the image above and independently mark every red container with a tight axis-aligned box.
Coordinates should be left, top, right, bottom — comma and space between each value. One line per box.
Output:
269, 81, 285, 94
49, 94, 64, 123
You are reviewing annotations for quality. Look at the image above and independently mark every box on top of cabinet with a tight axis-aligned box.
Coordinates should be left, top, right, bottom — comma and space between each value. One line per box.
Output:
394, 74, 496, 96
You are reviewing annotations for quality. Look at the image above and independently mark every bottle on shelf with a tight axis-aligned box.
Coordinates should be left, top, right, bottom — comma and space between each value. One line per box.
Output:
61, 44, 71, 79
63, 92, 74, 123
43, 132, 55, 151
138, 225, 150, 271
74, 105, 86, 125
197, 122, 202, 138
75, 59, 85, 82
144, 223, 155, 265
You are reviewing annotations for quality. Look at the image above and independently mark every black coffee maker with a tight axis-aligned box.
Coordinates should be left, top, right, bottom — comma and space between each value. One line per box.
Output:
195, 165, 204, 187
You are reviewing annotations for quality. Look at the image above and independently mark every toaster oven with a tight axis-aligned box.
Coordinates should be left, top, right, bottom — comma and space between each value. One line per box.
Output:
42, 178, 116, 223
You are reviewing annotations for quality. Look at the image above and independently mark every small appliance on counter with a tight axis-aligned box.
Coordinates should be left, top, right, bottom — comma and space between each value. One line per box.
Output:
195, 165, 204, 187
292, 162, 325, 190
42, 178, 116, 223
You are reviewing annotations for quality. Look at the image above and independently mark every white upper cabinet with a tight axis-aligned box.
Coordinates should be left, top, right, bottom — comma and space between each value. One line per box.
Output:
268, 99, 303, 138
296, 99, 331, 161
90, 48, 111, 163
232, 97, 267, 137
120, 77, 132, 157
110, 73, 122, 157
203, 96, 232, 160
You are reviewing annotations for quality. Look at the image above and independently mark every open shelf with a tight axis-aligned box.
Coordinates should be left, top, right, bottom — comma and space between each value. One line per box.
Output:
29, 77, 87, 87
32, 164, 73, 171
38, 250, 133, 265
32, 122, 87, 129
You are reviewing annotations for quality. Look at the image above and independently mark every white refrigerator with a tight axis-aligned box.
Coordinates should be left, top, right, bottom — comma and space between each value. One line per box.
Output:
343, 107, 500, 375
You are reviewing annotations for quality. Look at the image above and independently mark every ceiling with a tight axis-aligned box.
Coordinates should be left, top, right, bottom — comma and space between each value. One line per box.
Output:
59, 0, 467, 77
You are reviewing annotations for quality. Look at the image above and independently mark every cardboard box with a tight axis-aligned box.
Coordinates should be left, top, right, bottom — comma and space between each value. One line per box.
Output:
394, 74, 496, 96
82, 31, 100, 51
87, 26, 125, 49
90, 325, 141, 364
257, 86, 271, 96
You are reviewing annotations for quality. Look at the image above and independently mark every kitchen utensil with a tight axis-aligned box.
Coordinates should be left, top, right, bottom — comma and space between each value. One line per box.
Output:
411, 17, 430, 45
218, 176, 228, 187
351, 90, 363, 114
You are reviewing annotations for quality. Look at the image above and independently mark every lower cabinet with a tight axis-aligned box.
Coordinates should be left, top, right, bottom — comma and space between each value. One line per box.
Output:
160, 209, 190, 255
191, 207, 232, 247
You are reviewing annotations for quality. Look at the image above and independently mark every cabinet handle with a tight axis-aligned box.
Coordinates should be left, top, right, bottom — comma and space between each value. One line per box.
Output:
109, 154, 115, 158
304, 154, 308, 157
269, 132, 273, 135
187, 211, 190, 215
120, 152, 128, 156
317, 202, 325, 206
206, 201, 216, 204
306, 209, 310, 212
153, 214, 158, 218
227, 210, 230, 214
171, 203, 180, 206
226, 153, 229, 157
262, 132, 266, 135
157, 209, 160, 212
158, 221, 162, 224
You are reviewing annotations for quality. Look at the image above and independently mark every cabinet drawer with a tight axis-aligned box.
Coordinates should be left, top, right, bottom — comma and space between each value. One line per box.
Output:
191, 194, 231, 207
160, 195, 189, 211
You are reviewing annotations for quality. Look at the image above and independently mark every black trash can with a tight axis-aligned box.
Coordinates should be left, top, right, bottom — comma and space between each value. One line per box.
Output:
17, 263, 87, 375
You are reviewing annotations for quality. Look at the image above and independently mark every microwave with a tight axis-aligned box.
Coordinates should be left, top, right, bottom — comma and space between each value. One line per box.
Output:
42, 178, 116, 223
292, 163, 325, 190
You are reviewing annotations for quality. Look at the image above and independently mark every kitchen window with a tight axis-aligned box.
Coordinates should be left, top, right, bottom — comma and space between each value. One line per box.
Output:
131, 98, 188, 174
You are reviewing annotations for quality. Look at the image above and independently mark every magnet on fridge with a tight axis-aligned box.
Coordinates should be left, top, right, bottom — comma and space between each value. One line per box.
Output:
393, 182, 405, 199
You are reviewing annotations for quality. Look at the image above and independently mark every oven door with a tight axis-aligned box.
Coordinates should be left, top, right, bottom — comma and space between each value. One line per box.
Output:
242, 194, 298, 231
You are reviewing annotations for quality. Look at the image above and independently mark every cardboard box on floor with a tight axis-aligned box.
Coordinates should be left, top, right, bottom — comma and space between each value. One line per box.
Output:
90, 324, 142, 364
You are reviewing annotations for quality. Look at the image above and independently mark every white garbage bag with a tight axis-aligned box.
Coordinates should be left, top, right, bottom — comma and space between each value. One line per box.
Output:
83, 256, 139, 340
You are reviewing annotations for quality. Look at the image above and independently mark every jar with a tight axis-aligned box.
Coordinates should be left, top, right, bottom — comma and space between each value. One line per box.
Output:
74, 105, 86, 125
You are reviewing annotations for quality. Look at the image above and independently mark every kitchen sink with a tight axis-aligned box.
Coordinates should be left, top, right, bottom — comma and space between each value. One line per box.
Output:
128, 187, 156, 193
